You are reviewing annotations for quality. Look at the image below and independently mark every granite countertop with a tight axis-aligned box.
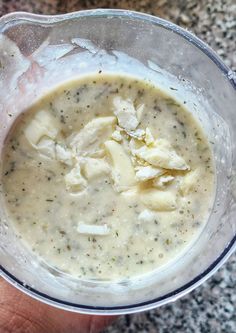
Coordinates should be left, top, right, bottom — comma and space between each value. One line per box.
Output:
1, 1, 236, 332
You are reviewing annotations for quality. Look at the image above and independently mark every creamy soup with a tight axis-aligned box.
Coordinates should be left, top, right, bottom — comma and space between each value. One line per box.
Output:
2, 74, 215, 280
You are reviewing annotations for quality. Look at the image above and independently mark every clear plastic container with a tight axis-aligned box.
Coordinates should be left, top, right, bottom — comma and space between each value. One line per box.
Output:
0, 9, 235, 315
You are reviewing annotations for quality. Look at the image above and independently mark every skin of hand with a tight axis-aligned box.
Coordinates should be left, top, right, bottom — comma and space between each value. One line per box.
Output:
0, 278, 117, 333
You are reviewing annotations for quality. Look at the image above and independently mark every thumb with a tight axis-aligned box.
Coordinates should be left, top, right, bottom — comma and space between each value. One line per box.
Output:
0, 278, 117, 333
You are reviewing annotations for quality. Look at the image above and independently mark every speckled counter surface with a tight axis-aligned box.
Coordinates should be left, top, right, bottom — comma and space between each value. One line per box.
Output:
1, 0, 236, 332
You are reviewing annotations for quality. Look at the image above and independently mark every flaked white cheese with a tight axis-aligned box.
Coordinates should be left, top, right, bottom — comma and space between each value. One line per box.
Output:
104, 140, 136, 192
145, 128, 155, 146
138, 209, 158, 223
56, 144, 74, 166
153, 175, 175, 188
88, 149, 106, 158
69, 117, 116, 156
180, 169, 199, 195
81, 157, 110, 180
141, 189, 177, 211
121, 186, 138, 198
125, 128, 145, 140
64, 163, 87, 191
113, 96, 139, 131
136, 104, 145, 121
24, 110, 59, 147
36, 137, 56, 159
129, 138, 144, 155
77, 223, 110, 235
111, 129, 123, 142
134, 139, 189, 170
135, 166, 164, 182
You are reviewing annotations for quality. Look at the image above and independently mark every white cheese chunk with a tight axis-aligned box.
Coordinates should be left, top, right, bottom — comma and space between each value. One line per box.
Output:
180, 169, 199, 195
113, 96, 139, 131
64, 163, 87, 191
145, 128, 155, 146
111, 129, 123, 142
134, 139, 189, 170
56, 144, 74, 166
153, 175, 175, 188
136, 104, 145, 121
125, 128, 145, 140
24, 110, 59, 147
104, 140, 136, 192
129, 138, 144, 155
69, 117, 116, 156
36, 137, 56, 159
88, 149, 106, 158
121, 186, 138, 198
138, 209, 158, 223
141, 189, 177, 211
135, 166, 165, 182
77, 223, 110, 235
81, 158, 110, 180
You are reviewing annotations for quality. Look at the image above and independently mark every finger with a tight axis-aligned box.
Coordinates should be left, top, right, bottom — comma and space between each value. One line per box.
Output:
0, 278, 117, 333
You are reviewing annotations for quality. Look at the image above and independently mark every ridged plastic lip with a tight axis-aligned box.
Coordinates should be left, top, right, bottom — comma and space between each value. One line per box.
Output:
0, 9, 235, 87
0, 9, 235, 315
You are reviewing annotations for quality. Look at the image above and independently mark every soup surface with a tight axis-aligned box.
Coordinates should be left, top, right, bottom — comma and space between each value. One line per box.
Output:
2, 74, 215, 280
